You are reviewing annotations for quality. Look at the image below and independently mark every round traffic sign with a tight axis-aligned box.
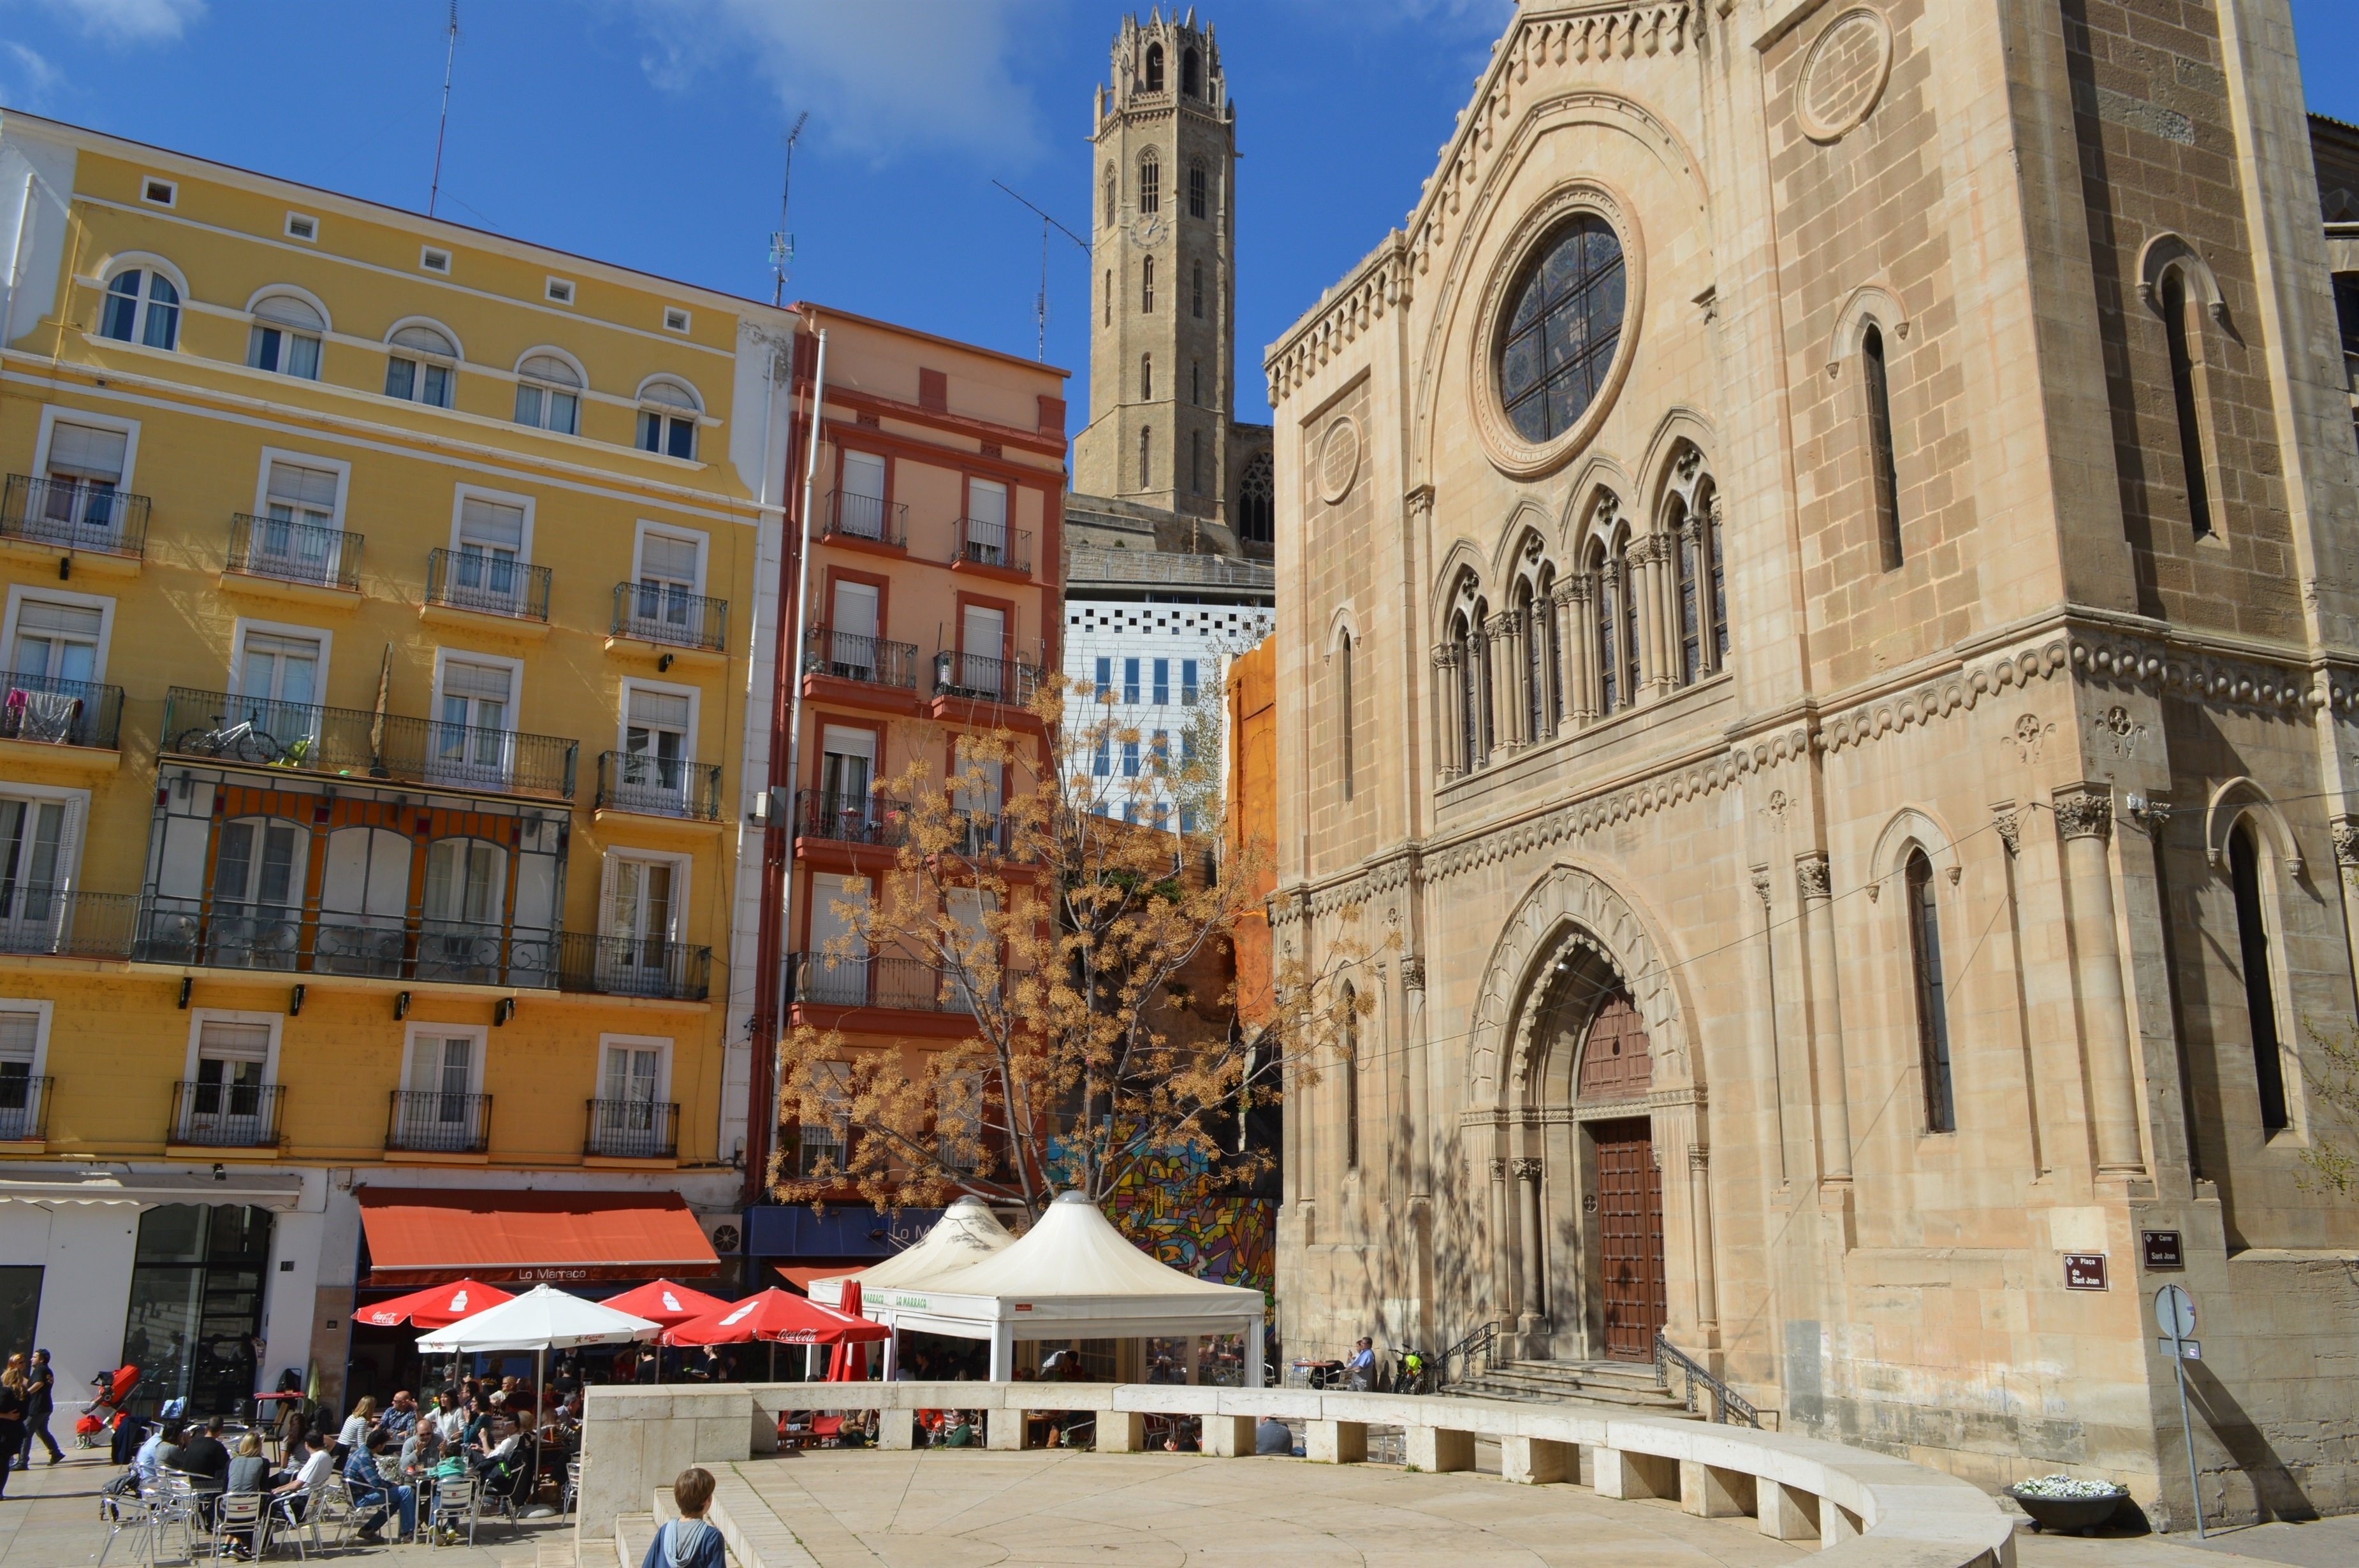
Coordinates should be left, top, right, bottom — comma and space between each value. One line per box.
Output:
2156, 1282, 2196, 1339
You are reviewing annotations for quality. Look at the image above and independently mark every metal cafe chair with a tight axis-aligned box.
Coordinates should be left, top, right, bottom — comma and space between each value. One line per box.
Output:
209, 1492, 270, 1562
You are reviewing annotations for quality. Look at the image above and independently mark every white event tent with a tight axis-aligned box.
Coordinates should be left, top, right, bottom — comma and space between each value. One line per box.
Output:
808, 1195, 1013, 1308
845, 1191, 1266, 1384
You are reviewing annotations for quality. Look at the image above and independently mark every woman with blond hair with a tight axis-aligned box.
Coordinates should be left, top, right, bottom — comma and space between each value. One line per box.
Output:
0, 1354, 27, 1497
333, 1395, 376, 1463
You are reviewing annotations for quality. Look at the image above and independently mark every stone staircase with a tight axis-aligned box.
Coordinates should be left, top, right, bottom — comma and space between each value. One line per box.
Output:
1446, 1356, 1698, 1416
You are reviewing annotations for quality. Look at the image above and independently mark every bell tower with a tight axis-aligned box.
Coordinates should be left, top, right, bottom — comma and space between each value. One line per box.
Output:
1072, 8, 1237, 525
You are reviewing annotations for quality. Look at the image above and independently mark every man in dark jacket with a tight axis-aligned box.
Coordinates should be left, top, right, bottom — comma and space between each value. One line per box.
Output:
18, 1351, 59, 1467
177, 1416, 233, 1523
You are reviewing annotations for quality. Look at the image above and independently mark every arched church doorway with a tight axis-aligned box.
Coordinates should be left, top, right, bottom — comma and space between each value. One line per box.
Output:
1579, 991, 1665, 1360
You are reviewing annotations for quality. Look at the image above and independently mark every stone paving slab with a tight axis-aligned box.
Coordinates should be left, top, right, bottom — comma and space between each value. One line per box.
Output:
724, 1449, 1809, 1568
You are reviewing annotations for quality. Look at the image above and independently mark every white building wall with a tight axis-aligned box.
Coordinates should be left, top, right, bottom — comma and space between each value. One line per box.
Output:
1063, 594, 1273, 825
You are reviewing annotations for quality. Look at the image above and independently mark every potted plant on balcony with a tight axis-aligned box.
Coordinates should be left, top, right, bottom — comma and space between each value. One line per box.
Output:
2005, 1474, 2128, 1534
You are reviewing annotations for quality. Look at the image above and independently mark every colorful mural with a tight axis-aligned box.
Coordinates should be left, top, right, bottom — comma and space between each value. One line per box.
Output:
1107, 1143, 1276, 1298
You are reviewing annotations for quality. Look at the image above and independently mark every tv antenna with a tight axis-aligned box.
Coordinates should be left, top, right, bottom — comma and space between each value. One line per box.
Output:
771, 112, 810, 307
992, 180, 1089, 361
428, 1, 460, 218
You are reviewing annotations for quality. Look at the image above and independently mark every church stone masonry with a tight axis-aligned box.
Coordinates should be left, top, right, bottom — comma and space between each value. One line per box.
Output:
1264, 0, 2359, 1527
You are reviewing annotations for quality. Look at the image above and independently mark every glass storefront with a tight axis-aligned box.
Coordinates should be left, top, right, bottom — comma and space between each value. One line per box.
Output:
0, 1265, 41, 1363
119, 1203, 273, 1418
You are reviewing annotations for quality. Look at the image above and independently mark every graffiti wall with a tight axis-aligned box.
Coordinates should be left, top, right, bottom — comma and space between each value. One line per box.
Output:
1107, 1143, 1276, 1296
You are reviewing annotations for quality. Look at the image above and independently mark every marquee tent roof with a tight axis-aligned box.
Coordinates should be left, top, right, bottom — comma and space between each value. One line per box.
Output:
415, 1284, 659, 1353
808, 1196, 1012, 1307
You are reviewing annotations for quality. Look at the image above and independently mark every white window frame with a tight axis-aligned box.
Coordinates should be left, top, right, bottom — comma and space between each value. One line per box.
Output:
1, 584, 119, 685
96, 253, 189, 348
430, 646, 525, 725
544, 276, 576, 306
511, 347, 587, 434
244, 286, 333, 381
284, 212, 318, 243
398, 1021, 489, 1097
250, 447, 352, 529
31, 406, 142, 498
446, 483, 537, 564
595, 1032, 675, 1104
0, 999, 54, 1085
617, 676, 701, 759
140, 177, 177, 208
181, 1007, 284, 1086
631, 523, 708, 597
598, 848, 692, 941
662, 307, 692, 335
420, 245, 452, 275
227, 616, 334, 703
383, 316, 464, 408
0, 783, 89, 894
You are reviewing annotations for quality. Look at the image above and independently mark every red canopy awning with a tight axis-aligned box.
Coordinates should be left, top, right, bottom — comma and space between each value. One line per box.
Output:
774, 1265, 847, 1293
663, 1288, 888, 1347
358, 1189, 720, 1286
356, 1279, 516, 1330
599, 1279, 734, 1327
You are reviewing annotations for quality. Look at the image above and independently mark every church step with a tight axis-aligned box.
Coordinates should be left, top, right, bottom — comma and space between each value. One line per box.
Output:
614, 1511, 657, 1568
1450, 1368, 1690, 1410
1515, 1358, 1673, 1393
1448, 1377, 1699, 1416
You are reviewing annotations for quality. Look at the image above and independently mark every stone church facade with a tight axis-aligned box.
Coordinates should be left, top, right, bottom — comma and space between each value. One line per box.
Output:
1264, 0, 2359, 1527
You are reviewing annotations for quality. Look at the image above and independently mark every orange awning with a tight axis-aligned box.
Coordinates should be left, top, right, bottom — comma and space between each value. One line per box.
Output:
775, 1265, 851, 1293
358, 1188, 720, 1286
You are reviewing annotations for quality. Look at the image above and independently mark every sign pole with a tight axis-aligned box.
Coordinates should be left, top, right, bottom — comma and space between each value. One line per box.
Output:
2173, 1353, 2205, 1539
2156, 1284, 2205, 1539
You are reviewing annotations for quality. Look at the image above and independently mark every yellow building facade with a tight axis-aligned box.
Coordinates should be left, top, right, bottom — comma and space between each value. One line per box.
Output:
0, 112, 793, 1412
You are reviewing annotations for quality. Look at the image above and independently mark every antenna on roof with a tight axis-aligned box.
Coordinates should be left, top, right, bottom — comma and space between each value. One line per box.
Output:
428, 1, 460, 218
771, 112, 810, 308
992, 181, 1089, 361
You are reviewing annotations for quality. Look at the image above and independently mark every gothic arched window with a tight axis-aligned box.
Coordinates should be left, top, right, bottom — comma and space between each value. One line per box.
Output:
1593, 544, 1620, 716
1702, 483, 1728, 669
1237, 452, 1273, 544
1339, 632, 1355, 802
1146, 41, 1165, 92
1497, 214, 1626, 443
1181, 47, 1202, 98
2229, 823, 2290, 1130
1452, 600, 1491, 771
1863, 323, 1903, 569
1142, 257, 1155, 314
1188, 160, 1208, 219
1674, 498, 1702, 686
1137, 427, 1151, 490
1141, 354, 1152, 400
1516, 579, 1547, 741
2162, 268, 2217, 539
1102, 164, 1116, 228
1138, 152, 1160, 216
1906, 849, 1956, 1133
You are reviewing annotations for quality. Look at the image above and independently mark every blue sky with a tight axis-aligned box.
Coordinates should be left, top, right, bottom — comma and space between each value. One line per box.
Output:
1, 0, 2353, 433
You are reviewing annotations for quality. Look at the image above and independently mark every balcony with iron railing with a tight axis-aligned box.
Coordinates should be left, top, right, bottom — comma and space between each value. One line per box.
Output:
1, 474, 150, 560
610, 582, 727, 653
596, 750, 722, 822
427, 548, 552, 622
931, 648, 1039, 707
386, 1090, 492, 1156
822, 490, 907, 551
170, 1079, 285, 1149
949, 518, 1031, 576
801, 626, 919, 690
794, 788, 909, 848
0, 672, 124, 751
585, 1098, 679, 1161
0, 887, 138, 959
0, 1074, 52, 1143
161, 686, 578, 800
556, 931, 711, 1002
228, 513, 363, 592
783, 952, 977, 1016
138, 894, 560, 988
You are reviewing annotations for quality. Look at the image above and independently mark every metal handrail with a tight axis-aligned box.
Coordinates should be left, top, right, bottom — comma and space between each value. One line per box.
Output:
824, 490, 907, 549
611, 582, 728, 653
782, 952, 975, 1015
0, 474, 151, 558
794, 788, 909, 846
386, 1090, 492, 1154
161, 686, 578, 800
0, 887, 138, 958
170, 1080, 286, 1149
585, 1098, 679, 1159
931, 648, 1040, 706
1654, 1332, 1760, 1427
595, 750, 722, 822
556, 932, 712, 1001
1436, 1320, 1501, 1391
230, 514, 363, 591
0, 672, 124, 750
0, 1075, 52, 1142
949, 519, 1032, 574
426, 548, 552, 621
801, 626, 919, 689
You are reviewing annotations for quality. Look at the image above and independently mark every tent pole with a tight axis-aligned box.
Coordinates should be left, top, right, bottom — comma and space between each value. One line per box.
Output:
533, 1344, 545, 1515
768, 1341, 776, 1383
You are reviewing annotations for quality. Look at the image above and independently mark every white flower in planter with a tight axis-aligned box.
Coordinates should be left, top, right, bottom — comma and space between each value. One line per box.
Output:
2012, 1474, 2124, 1501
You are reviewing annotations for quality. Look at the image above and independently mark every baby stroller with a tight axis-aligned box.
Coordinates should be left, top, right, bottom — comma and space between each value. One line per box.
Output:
75, 1365, 140, 1449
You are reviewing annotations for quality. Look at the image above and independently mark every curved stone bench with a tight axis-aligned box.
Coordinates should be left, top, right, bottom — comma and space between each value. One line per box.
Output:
576, 1381, 2015, 1568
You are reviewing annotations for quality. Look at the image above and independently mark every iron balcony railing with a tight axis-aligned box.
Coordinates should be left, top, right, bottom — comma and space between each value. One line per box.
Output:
824, 490, 907, 549
932, 648, 1039, 706
596, 750, 722, 822
228, 513, 363, 592
0, 1075, 52, 1142
426, 548, 552, 621
556, 932, 711, 1002
0, 887, 138, 959
0, 672, 124, 750
611, 582, 727, 653
950, 518, 1030, 574
137, 894, 560, 988
1, 474, 150, 558
161, 687, 578, 799
783, 952, 972, 1015
585, 1098, 679, 1160
171, 1079, 285, 1149
949, 811, 1011, 857
794, 788, 909, 847
386, 1090, 492, 1155
801, 626, 918, 689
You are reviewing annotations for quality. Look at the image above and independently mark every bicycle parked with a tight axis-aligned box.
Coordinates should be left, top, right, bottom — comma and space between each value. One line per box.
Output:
173, 713, 285, 765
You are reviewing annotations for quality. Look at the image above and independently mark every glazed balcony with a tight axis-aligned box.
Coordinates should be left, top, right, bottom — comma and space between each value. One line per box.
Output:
595, 750, 723, 822
801, 627, 919, 690
822, 490, 907, 551
555, 931, 711, 1002
1, 474, 150, 560
386, 1090, 492, 1155
425, 548, 551, 623
161, 686, 578, 801
610, 583, 727, 653
0, 672, 124, 751
585, 1098, 679, 1161
170, 1079, 285, 1150
228, 513, 363, 592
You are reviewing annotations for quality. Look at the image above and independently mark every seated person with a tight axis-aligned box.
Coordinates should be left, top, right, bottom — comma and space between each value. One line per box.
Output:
1255, 1417, 1296, 1456
270, 1432, 336, 1521
342, 1429, 416, 1542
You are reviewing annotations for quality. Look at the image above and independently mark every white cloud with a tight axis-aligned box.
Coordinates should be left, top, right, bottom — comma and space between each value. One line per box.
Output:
22, 0, 205, 43
632, 0, 1046, 166
0, 41, 61, 108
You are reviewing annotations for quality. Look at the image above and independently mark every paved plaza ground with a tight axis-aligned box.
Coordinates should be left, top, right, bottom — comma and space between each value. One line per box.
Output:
6, 1440, 2359, 1567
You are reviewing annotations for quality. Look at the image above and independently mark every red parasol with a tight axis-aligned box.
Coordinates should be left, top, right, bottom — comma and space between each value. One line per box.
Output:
599, 1279, 734, 1328
356, 1278, 516, 1330
662, 1288, 888, 1348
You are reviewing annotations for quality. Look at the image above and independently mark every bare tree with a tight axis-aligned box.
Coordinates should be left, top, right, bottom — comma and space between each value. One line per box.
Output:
773, 675, 1369, 1223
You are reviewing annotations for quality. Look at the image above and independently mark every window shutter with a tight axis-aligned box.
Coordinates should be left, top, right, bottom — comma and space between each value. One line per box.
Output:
390, 325, 456, 356
638, 533, 699, 586
265, 460, 340, 512
252, 294, 325, 331
45, 421, 128, 481
0, 1010, 38, 1065
625, 686, 690, 730
519, 353, 580, 388
15, 599, 103, 640
441, 661, 513, 702
967, 479, 1009, 528
830, 581, 878, 640
639, 380, 697, 410
842, 452, 886, 503
198, 1019, 272, 1063
457, 498, 526, 552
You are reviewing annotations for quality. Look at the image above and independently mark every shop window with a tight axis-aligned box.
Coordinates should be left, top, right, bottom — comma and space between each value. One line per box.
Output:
119, 1203, 274, 1418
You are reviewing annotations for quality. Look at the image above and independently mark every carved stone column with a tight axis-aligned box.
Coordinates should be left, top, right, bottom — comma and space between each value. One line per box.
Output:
1513, 1155, 1546, 1333
1687, 1144, 1720, 1344
1560, 579, 1593, 729
1486, 614, 1519, 755
1431, 644, 1460, 781
1796, 852, 1854, 1183
2056, 783, 2145, 1174
1674, 518, 1702, 683
2333, 818, 2359, 1020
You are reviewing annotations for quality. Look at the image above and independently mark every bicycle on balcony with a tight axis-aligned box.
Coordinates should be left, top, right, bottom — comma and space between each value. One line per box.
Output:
172, 713, 288, 766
